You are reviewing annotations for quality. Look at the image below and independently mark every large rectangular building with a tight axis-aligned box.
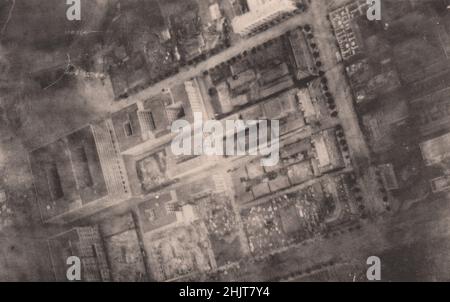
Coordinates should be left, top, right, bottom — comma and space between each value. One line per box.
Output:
420, 132, 450, 166
30, 121, 130, 223
232, 0, 298, 36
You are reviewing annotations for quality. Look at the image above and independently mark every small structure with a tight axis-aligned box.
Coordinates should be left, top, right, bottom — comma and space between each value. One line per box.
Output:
138, 191, 178, 233
379, 164, 399, 190
297, 88, 316, 119
175, 204, 200, 224
0, 190, 6, 204
420, 132, 450, 166
431, 175, 450, 193
312, 129, 345, 174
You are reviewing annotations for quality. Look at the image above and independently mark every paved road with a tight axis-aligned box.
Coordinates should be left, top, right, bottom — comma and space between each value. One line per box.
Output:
309, 1, 371, 162
107, 12, 316, 113
308, 1, 387, 214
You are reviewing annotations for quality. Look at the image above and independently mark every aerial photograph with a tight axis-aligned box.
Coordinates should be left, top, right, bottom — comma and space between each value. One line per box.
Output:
0, 0, 450, 283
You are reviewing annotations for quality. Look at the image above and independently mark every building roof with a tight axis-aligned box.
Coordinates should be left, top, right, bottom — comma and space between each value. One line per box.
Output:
259, 75, 294, 99
312, 129, 345, 173
288, 30, 317, 79
227, 69, 257, 91
111, 103, 144, 152
259, 63, 290, 86
252, 182, 271, 198
209, 3, 222, 21
232, 0, 297, 35
137, 192, 177, 233
30, 120, 131, 223
142, 93, 174, 137
48, 227, 110, 281
30, 126, 108, 221
431, 175, 450, 193
287, 160, 314, 185
297, 89, 316, 118
313, 135, 331, 168
379, 164, 399, 190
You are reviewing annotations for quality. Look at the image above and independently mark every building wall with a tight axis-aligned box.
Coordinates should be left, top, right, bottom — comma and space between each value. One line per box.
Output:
420, 131, 450, 166
30, 123, 129, 223
91, 120, 131, 200
137, 192, 177, 233
288, 28, 317, 79
142, 94, 173, 137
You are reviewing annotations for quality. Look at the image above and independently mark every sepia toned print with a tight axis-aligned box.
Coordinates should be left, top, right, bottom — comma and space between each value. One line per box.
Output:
0, 0, 450, 283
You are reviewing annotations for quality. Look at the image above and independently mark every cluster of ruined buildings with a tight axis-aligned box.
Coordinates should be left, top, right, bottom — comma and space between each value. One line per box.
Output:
27, 0, 356, 281
328, 0, 450, 198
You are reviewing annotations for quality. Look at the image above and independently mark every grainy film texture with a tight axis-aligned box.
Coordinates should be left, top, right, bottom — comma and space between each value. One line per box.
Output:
0, 0, 450, 282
